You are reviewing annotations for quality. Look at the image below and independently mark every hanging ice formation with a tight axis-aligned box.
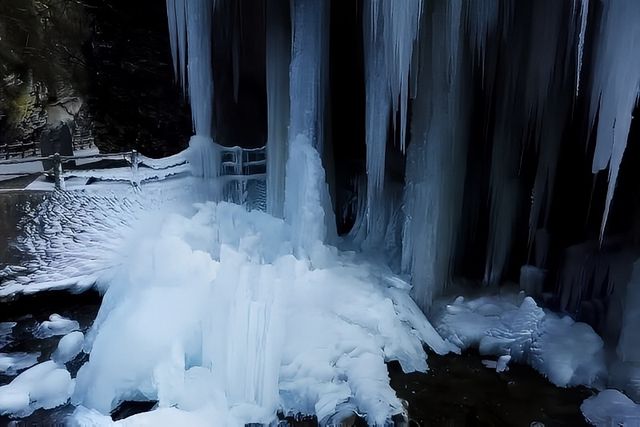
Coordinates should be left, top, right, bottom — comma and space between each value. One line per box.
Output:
165, 0, 640, 338
401, 0, 469, 309
265, 0, 290, 218
574, 0, 589, 96
167, 0, 219, 182
360, 0, 422, 246
284, 0, 337, 253
587, 0, 640, 240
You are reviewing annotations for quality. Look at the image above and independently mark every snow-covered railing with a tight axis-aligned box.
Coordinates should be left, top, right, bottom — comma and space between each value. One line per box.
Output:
0, 146, 266, 194
0, 141, 39, 160
0, 151, 144, 189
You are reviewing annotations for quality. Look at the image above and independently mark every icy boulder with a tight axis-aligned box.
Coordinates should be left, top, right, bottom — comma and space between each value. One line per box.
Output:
435, 294, 606, 387
52, 331, 84, 364
581, 389, 640, 426
0, 361, 74, 417
34, 314, 79, 339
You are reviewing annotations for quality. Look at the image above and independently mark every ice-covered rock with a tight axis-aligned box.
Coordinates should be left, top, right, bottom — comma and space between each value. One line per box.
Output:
52, 331, 84, 364
34, 314, 79, 339
0, 361, 74, 417
581, 389, 640, 426
435, 294, 606, 387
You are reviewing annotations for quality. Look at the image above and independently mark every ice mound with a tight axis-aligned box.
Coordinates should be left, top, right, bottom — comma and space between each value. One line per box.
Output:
0, 352, 40, 375
434, 294, 606, 387
53, 331, 85, 364
0, 360, 74, 417
581, 389, 640, 426
71, 201, 455, 425
34, 314, 80, 339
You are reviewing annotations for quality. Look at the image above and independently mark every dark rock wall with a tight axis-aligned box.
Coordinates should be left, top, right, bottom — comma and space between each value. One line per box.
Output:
0, 0, 192, 158
83, 0, 192, 157
0, 0, 89, 156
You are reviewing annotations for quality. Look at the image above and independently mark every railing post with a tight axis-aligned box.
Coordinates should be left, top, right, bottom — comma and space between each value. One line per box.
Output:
53, 152, 65, 190
130, 150, 140, 187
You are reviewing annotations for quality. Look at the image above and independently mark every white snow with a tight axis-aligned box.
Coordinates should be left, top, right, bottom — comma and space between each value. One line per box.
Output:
71, 405, 228, 427
581, 389, 640, 427
0, 352, 40, 376
435, 294, 606, 388
33, 314, 80, 339
52, 331, 84, 364
0, 361, 74, 417
0, 147, 101, 184
0, 179, 195, 297
0, 161, 43, 183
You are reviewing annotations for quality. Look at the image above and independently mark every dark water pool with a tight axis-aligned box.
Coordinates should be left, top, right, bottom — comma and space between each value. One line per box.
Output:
389, 351, 593, 426
0, 291, 101, 427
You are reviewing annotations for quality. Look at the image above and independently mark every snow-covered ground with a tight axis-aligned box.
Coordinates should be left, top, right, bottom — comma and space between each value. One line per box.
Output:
0, 160, 44, 183
0, 147, 190, 192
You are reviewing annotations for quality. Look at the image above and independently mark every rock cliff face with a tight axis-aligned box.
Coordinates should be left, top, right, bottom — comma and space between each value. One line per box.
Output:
83, 0, 192, 157
0, 0, 191, 159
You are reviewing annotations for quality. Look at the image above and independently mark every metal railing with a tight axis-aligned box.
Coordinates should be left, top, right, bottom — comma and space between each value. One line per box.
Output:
0, 145, 267, 193
0, 141, 40, 159
0, 151, 141, 190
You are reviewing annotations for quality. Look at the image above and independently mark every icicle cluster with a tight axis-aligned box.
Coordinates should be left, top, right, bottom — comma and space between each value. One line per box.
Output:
163, 0, 640, 321
167, 0, 215, 136
265, 0, 290, 218
362, 0, 422, 243
587, 0, 640, 240
287, 0, 330, 152
401, 0, 469, 308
